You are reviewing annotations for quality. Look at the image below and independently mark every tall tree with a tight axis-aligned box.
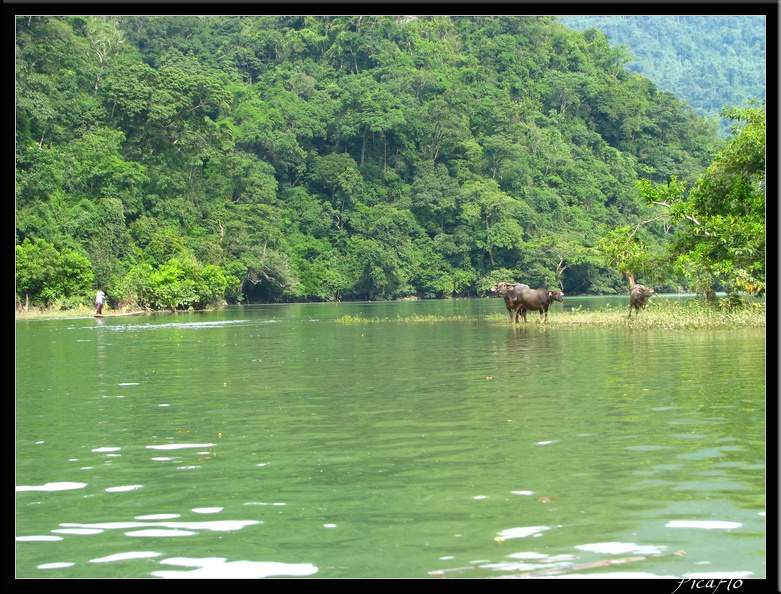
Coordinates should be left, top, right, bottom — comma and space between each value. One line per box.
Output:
628, 103, 765, 298
670, 104, 765, 296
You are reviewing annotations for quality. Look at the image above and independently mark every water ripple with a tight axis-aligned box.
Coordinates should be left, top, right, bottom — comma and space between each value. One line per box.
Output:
16, 482, 87, 492
152, 557, 318, 579
60, 520, 261, 532
90, 320, 252, 332
667, 520, 742, 529
91, 552, 162, 563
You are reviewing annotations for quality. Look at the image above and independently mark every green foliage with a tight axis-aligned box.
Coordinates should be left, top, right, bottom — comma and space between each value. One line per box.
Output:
115, 262, 155, 308
560, 16, 766, 138
16, 238, 94, 307
597, 225, 655, 288
118, 257, 239, 311
675, 104, 766, 296
634, 104, 766, 301
16, 15, 746, 307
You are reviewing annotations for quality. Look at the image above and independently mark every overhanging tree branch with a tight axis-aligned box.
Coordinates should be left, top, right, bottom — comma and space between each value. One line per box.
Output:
650, 200, 709, 233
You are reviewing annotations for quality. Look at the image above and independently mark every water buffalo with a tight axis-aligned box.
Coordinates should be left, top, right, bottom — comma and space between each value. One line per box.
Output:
491, 282, 564, 323
490, 282, 530, 323
516, 287, 565, 323
629, 284, 655, 318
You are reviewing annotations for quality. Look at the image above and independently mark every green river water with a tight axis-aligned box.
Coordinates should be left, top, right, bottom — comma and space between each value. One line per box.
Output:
15, 297, 766, 579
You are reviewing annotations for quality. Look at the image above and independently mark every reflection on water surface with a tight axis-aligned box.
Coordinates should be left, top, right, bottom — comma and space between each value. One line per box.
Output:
16, 300, 765, 578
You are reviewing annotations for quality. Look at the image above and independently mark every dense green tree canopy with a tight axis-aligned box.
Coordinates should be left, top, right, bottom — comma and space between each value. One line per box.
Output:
16, 15, 759, 310
560, 16, 766, 138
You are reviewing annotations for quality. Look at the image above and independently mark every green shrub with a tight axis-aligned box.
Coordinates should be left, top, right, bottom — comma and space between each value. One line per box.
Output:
116, 257, 239, 311
16, 238, 94, 308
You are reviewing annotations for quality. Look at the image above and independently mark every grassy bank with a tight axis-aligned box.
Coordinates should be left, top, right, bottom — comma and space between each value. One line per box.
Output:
15, 305, 146, 320
335, 300, 766, 330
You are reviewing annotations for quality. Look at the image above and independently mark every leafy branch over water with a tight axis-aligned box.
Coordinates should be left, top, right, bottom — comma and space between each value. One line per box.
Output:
335, 301, 765, 330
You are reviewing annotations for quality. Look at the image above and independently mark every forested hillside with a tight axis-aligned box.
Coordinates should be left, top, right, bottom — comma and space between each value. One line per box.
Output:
559, 16, 766, 138
16, 16, 740, 310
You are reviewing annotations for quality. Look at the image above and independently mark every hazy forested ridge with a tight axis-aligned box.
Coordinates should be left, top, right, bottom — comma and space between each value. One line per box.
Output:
15, 15, 762, 311
560, 16, 766, 138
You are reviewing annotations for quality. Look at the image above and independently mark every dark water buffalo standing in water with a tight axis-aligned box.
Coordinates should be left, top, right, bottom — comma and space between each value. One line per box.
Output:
491, 283, 564, 323
629, 284, 655, 318
516, 287, 565, 323
490, 282, 530, 323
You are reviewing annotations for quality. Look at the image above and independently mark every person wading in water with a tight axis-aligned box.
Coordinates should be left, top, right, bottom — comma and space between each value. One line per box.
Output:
95, 289, 106, 315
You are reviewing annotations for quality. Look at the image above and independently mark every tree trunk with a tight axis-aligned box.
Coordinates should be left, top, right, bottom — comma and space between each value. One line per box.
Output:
486, 219, 495, 267
360, 125, 368, 167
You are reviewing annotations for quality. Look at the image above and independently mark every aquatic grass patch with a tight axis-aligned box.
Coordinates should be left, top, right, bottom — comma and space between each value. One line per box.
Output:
335, 300, 765, 330
507, 300, 764, 330
518, 300, 764, 330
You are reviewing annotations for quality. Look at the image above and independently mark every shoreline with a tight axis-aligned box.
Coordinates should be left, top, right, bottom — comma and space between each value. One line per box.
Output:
15, 301, 765, 330
15, 308, 150, 321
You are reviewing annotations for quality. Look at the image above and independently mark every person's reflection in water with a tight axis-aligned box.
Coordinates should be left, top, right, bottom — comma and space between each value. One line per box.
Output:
95, 316, 107, 399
